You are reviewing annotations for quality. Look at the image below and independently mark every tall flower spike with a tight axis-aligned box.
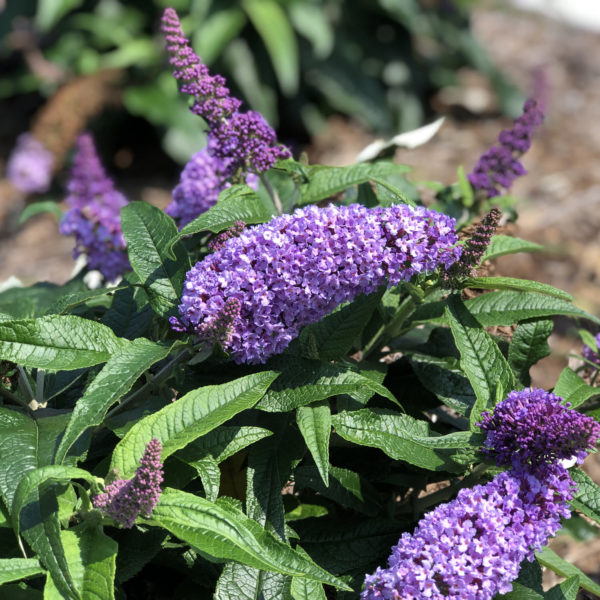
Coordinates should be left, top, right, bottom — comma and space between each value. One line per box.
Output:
6, 133, 54, 194
479, 388, 600, 468
59, 133, 130, 282
362, 463, 575, 600
468, 98, 544, 198
172, 203, 461, 364
93, 439, 164, 528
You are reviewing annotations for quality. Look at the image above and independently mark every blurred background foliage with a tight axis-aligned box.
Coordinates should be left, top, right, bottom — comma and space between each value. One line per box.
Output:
0, 0, 522, 168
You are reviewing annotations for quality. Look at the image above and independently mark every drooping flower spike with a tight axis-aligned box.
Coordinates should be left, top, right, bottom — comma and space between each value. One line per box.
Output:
59, 133, 130, 282
362, 463, 574, 600
93, 438, 164, 528
6, 133, 54, 194
478, 387, 600, 468
172, 203, 461, 364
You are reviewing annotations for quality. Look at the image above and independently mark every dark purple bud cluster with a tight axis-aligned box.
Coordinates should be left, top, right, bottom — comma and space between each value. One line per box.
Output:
479, 388, 600, 468
207, 220, 247, 253
468, 99, 544, 198
172, 203, 461, 364
93, 439, 164, 528
59, 134, 130, 282
362, 463, 574, 600
6, 133, 54, 194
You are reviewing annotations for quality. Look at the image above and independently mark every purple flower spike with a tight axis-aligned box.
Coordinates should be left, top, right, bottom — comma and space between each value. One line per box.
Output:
93, 438, 164, 528
362, 463, 574, 600
479, 388, 600, 468
583, 333, 600, 368
207, 220, 246, 252
59, 133, 130, 282
468, 98, 544, 198
6, 133, 54, 194
175, 203, 461, 364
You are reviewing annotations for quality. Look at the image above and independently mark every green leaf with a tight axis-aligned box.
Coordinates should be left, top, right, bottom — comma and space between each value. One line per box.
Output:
536, 547, 600, 596
502, 559, 544, 599
55, 338, 173, 464
111, 372, 278, 478
331, 409, 479, 472
18, 201, 63, 226
288, 3, 333, 59
243, 0, 299, 95
457, 165, 474, 208
508, 319, 553, 387
193, 9, 247, 64
178, 184, 273, 238
299, 291, 382, 361
482, 235, 544, 262
294, 465, 380, 516
215, 562, 291, 600
42, 526, 117, 600
570, 468, 600, 526
35, 0, 84, 31
464, 277, 572, 301
43, 287, 125, 316
192, 455, 221, 502
121, 202, 190, 319
464, 291, 600, 327
553, 367, 600, 408
296, 403, 331, 486
445, 294, 514, 428
150, 488, 350, 589
0, 409, 79, 599
297, 163, 411, 206
291, 548, 327, 600
0, 316, 125, 370
545, 576, 581, 600
579, 329, 599, 352
11, 466, 95, 542
0, 558, 44, 585
258, 357, 398, 412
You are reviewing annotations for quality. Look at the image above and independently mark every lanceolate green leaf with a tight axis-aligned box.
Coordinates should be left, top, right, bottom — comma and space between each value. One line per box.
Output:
482, 235, 544, 262
553, 367, 600, 408
111, 371, 279, 478
0, 316, 125, 370
536, 547, 600, 596
445, 294, 514, 428
0, 558, 44, 585
150, 488, 350, 590
464, 277, 572, 301
121, 202, 190, 319
178, 184, 272, 238
43, 287, 125, 316
570, 468, 600, 526
215, 562, 291, 600
298, 162, 411, 205
331, 409, 478, 472
0, 409, 79, 599
296, 404, 331, 485
545, 576, 580, 600
508, 319, 553, 387
291, 548, 327, 600
42, 526, 117, 600
55, 338, 173, 464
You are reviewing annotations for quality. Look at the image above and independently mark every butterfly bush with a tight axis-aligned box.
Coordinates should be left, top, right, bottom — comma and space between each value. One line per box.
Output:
59, 133, 130, 282
479, 388, 600, 467
583, 333, 600, 368
172, 203, 461, 364
468, 98, 544, 198
93, 439, 164, 528
6, 133, 54, 194
161, 8, 289, 227
362, 463, 575, 600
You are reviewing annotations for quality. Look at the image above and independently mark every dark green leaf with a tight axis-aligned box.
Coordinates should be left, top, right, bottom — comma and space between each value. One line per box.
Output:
0, 316, 125, 370
508, 319, 553, 387
215, 562, 291, 600
291, 548, 327, 600
570, 468, 600, 526
296, 403, 331, 486
545, 576, 580, 600
464, 277, 572, 301
121, 202, 190, 319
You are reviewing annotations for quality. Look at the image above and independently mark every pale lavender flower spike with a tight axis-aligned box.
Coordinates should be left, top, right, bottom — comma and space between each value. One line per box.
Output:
93, 438, 164, 528
6, 133, 54, 194
59, 133, 130, 282
172, 203, 461, 364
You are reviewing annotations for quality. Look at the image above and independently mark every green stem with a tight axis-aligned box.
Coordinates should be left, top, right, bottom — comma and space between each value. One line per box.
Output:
260, 173, 283, 216
0, 385, 29, 409
104, 349, 191, 420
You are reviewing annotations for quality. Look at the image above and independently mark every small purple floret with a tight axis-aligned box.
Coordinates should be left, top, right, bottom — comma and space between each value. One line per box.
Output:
362, 463, 574, 600
479, 388, 600, 467
93, 439, 164, 528
59, 133, 130, 282
468, 99, 544, 198
6, 133, 54, 194
174, 203, 461, 364
583, 333, 600, 368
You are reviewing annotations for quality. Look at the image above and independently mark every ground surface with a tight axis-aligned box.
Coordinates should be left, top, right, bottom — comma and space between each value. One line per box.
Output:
1, 0, 600, 593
